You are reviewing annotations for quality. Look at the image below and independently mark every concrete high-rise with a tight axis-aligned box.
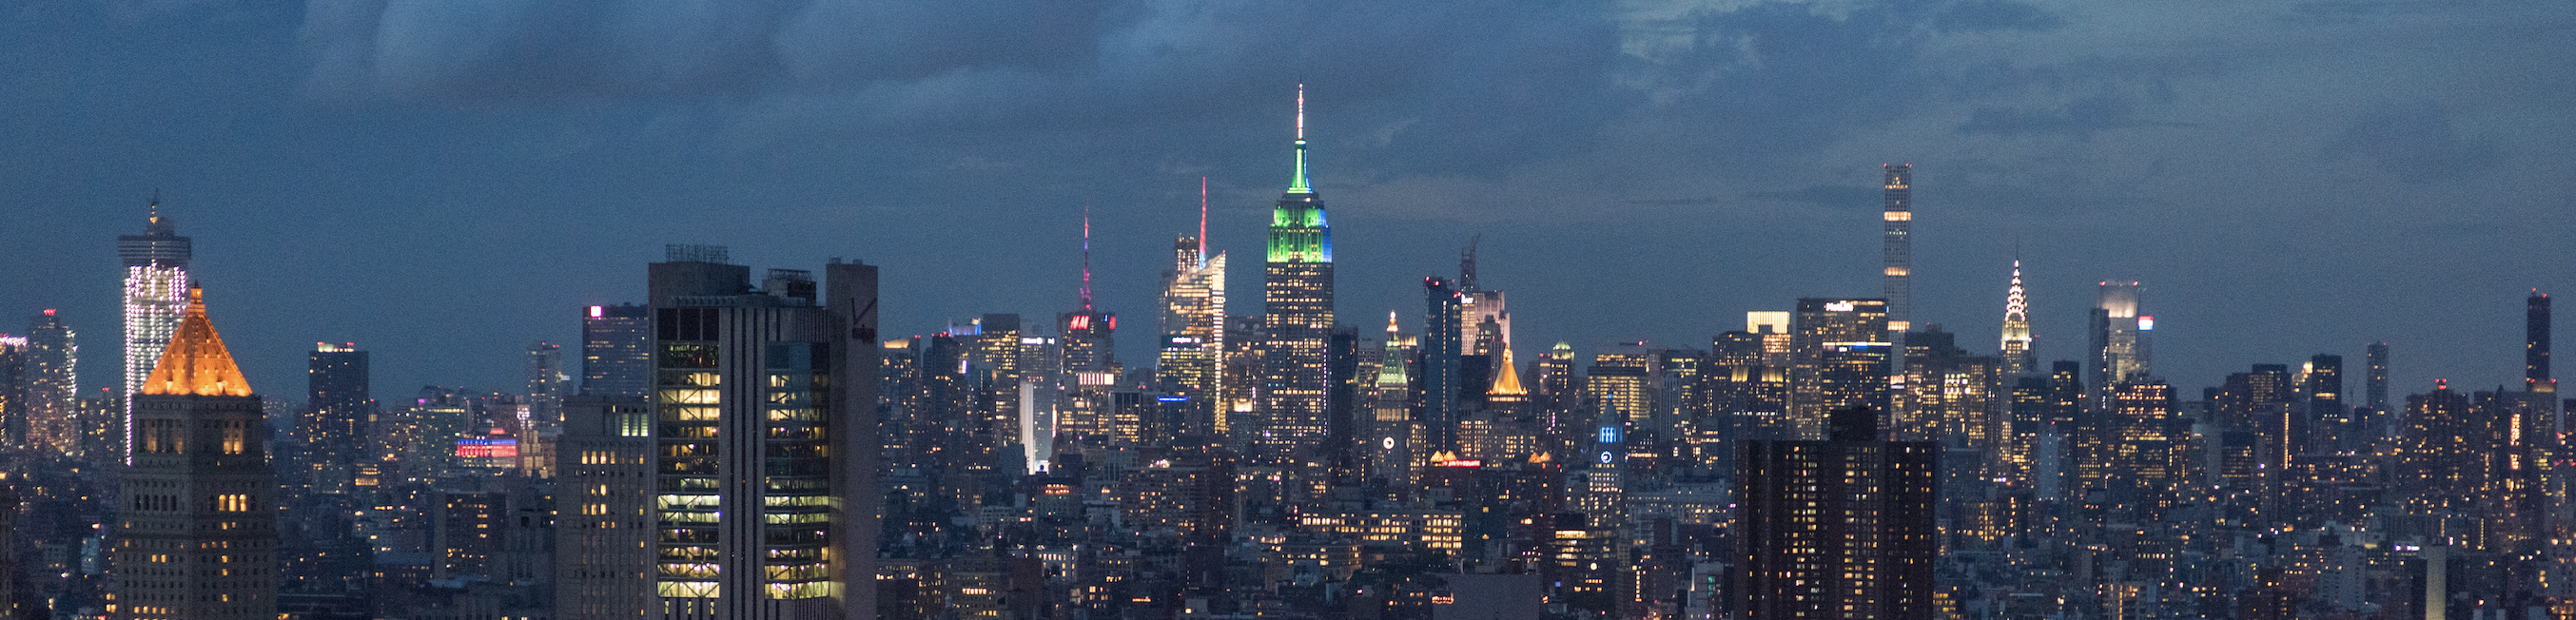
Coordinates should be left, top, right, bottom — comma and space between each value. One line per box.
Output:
1259, 85, 1336, 464
580, 303, 651, 397
1734, 405, 1937, 620
109, 286, 275, 620
119, 198, 191, 461
302, 342, 370, 494
553, 394, 653, 620
645, 246, 879, 619
2000, 261, 2035, 376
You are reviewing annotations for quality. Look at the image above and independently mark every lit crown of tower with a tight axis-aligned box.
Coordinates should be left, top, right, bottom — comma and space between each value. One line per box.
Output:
1488, 347, 1528, 397
142, 285, 251, 397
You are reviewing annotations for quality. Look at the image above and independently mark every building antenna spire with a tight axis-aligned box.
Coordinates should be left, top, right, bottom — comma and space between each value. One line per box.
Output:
1081, 203, 1095, 311
1199, 177, 1210, 267
1288, 85, 1313, 194
1459, 234, 1482, 291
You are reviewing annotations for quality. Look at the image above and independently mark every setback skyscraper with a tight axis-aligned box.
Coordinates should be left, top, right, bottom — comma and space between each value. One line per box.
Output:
1259, 86, 1336, 464
109, 286, 275, 620
119, 198, 191, 461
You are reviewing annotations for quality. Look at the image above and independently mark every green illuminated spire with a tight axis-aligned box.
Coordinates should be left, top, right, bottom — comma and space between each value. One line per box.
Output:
1287, 84, 1312, 194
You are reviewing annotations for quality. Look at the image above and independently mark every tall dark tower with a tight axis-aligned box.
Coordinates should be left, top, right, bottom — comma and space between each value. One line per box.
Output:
1259, 85, 1336, 464
580, 303, 651, 397
2529, 291, 2553, 396
1735, 405, 1937, 620
1422, 278, 1463, 454
111, 286, 275, 620
302, 342, 370, 494
2366, 342, 2391, 413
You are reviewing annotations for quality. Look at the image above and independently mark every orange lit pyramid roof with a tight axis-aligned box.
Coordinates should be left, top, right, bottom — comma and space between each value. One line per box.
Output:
142, 286, 252, 397
1487, 347, 1527, 397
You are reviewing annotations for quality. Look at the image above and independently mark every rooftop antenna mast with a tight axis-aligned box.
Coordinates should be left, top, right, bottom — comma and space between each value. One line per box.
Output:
1081, 203, 1095, 311
1459, 234, 1482, 291
1198, 177, 1210, 268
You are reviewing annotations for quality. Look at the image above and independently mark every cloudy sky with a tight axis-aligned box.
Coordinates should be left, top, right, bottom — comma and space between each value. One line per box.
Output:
3, 0, 2572, 407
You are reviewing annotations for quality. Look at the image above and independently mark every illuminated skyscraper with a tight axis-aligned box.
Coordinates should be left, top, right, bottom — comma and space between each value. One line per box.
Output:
1259, 85, 1335, 463
1060, 208, 1119, 444
109, 286, 274, 620
2000, 261, 2035, 376
1158, 179, 1227, 436
2089, 281, 2150, 399
580, 303, 651, 397
1456, 240, 1512, 358
1792, 299, 1888, 437
119, 198, 191, 460
1367, 312, 1416, 485
25, 310, 76, 455
645, 246, 880, 619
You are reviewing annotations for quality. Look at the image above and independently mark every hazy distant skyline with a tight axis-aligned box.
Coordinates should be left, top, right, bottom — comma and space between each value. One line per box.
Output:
4, 1, 2573, 404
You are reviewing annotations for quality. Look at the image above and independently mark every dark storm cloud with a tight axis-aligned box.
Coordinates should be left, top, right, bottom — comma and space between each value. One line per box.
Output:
2321, 101, 2498, 184
1747, 184, 1879, 208
1933, 0, 2066, 32
1957, 89, 2190, 136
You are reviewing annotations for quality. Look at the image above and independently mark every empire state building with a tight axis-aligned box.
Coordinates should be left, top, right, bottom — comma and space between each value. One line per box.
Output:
1259, 86, 1335, 464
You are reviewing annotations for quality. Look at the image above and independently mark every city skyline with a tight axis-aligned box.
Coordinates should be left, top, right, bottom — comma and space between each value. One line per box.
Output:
2, 1, 2573, 413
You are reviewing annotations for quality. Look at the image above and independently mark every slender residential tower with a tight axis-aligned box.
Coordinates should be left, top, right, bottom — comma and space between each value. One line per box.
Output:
1259, 85, 1336, 464
1883, 165, 1913, 375
2529, 290, 2553, 396
2000, 261, 2035, 376
26, 310, 77, 455
119, 197, 191, 461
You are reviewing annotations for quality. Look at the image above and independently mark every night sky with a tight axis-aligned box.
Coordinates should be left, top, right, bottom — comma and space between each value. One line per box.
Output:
4, 1, 2572, 407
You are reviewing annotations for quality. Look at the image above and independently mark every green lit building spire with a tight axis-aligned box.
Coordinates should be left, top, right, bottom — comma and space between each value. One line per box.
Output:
1289, 84, 1312, 194
1268, 84, 1331, 264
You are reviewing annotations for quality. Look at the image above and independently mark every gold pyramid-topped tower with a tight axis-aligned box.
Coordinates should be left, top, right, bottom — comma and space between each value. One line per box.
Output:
1486, 347, 1528, 401
141, 285, 251, 397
